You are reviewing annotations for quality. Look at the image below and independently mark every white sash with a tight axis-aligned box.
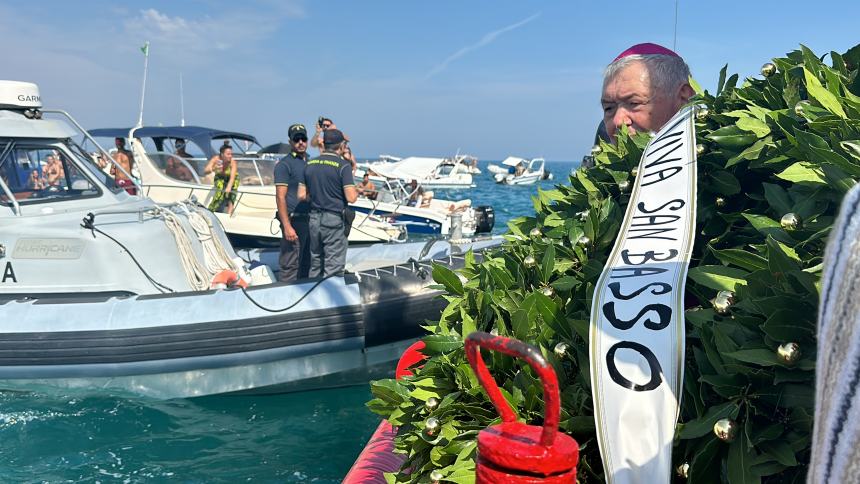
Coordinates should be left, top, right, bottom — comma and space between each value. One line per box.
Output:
589, 106, 697, 483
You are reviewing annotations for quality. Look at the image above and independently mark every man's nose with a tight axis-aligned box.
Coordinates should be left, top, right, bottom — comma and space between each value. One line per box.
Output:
612, 107, 633, 132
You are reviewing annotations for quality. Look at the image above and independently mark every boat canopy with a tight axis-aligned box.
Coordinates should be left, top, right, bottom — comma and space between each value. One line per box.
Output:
501, 156, 527, 167
370, 156, 445, 180
0, 111, 77, 139
88, 126, 259, 157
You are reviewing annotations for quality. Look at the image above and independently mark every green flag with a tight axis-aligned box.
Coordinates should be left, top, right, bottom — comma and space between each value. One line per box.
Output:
140, 42, 150, 56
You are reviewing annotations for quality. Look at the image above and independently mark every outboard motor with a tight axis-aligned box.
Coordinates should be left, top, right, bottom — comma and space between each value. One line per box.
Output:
474, 206, 495, 234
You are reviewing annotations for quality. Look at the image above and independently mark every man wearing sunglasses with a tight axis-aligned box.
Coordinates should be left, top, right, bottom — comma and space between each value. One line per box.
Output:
274, 123, 312, 282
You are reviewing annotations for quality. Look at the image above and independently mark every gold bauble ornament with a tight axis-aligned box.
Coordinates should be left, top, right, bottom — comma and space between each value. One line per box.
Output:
429, 470, 444, 484
780, 213, 801, 230
618, 180, 631, 192
761, 62, 777, 77
554, 342, 569, 358
425, 397, 440, 412
529, 227, 542, 238
524, 255, 536, 267
696, 143, 706, 156
424, 417, 440, 436
696, 107, 710, 121
777, 342, 801, 365
713, 418, 738, 442
711, 290, 735, 315
630, 167, 639, 178
795, 101, 809, 117
590, 144, 602, 156
577, 235, 591, 247
676, 462, 690, 479
715, 197, 726, 208
541, 286, 555, 298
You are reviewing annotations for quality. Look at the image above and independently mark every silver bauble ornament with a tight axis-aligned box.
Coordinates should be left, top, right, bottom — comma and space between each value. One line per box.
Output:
696, 143, 706, 156
490, 327, 499, 336
424, 417, 440, 436
618, 180, 631, 192
712, 290, 735, 315
696, 107, 710, 121
554, 342, 569, 358
524, 255, 536, 267
590, 144, 602, 156
715, 196, 726, 208
780, 213, 801, 230
425, 397, 439, 412
429, 470, 444, 484
777, 342, 801, 365
577, 210, 589, 221
541, 286, 555, 298
761, 62, 777, 77
577, 235, 591, 247
676, 462, 690, 479
529, 227, 542, 238
713, 418, 738, 442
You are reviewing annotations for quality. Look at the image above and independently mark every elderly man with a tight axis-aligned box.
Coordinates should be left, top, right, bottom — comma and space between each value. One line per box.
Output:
601, 43, 695, 142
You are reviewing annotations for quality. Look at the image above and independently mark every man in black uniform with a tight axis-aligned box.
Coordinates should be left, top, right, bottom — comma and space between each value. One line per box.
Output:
274, 124, 311, 281
297, 129, 357, 277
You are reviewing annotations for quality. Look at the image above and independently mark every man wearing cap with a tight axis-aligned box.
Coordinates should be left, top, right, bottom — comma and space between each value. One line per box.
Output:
601, 42, 695, 142
274, 124, 312, 282
298, 129, 357, 278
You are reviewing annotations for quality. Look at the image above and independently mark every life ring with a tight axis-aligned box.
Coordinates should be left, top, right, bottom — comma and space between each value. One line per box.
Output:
210, 270, 249, 290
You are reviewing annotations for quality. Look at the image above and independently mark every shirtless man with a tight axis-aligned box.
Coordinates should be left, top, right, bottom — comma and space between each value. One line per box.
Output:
110, 137, 136, 194
356, 173, 377, 199
110, 138, 134, 181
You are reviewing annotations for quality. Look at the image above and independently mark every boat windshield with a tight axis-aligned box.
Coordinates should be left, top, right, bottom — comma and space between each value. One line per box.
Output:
0, 138, 108, 207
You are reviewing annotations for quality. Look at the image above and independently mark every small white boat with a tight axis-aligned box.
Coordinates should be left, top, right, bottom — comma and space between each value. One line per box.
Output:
86, 127, 405, 247
364, 155, 475, 189
492, 156, 546, 185
0, 80, 501, 399
349, 176, 494, 236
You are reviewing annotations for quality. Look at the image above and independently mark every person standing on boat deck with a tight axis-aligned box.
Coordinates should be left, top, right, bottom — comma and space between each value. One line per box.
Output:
274, 124, 312, 282
601, 42, 694, 143
204, 144, 239, 214
110, 138, 136, 193
298, 129, 357, 277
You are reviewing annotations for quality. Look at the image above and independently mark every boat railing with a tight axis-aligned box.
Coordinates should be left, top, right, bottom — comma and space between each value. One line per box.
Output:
45, 109, 141, 192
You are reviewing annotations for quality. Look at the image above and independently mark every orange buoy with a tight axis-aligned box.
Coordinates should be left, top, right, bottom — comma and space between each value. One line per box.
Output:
210, 270, 248, 290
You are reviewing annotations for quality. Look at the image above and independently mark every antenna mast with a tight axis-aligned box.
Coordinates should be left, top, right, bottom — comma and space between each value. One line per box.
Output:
179, 73, 186, 127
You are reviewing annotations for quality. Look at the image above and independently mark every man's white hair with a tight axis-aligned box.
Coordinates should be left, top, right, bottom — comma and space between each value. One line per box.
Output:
604, 54, 691, 96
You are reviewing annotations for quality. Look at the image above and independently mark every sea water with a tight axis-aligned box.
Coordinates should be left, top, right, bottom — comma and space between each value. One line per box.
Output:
0, 160, 577, 483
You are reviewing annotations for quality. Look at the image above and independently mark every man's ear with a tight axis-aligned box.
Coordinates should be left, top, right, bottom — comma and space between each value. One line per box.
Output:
678, 82, 695, 103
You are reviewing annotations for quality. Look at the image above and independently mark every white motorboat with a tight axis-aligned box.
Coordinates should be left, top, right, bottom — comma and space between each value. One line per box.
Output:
364, 155, 475, 189
86, 126, 405, 247
491, 156, 546, 185
350, 176, 494, 236
0, 80, 501, 399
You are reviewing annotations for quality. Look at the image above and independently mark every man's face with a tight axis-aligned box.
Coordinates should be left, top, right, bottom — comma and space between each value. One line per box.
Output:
601, 61, 683, 141
290, 134, 308, 154
115, 138, 124, 149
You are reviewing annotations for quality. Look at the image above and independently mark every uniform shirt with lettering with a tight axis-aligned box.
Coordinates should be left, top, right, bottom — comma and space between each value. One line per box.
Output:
298, 153, 354, 212
273, 151, 310, 215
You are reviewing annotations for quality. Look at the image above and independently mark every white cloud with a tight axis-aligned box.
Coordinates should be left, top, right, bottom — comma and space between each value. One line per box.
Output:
425, 12, 541, 79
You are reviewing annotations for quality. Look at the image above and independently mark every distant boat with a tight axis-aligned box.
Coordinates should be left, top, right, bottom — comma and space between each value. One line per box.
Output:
363, 155, 475, 189
491, 157, 546, 185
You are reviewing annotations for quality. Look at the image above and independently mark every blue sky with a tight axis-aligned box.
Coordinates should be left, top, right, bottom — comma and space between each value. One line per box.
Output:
3, 0, 858, 161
